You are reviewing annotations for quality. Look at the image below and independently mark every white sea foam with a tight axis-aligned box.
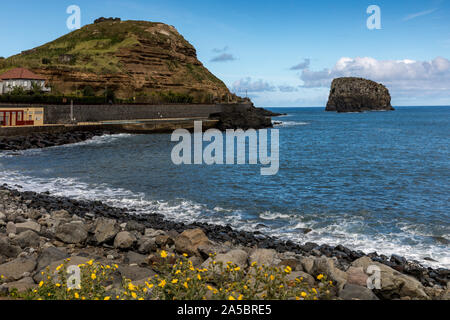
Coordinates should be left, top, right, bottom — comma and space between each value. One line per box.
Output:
0, 169, 448, 268
272, 121, 310, 127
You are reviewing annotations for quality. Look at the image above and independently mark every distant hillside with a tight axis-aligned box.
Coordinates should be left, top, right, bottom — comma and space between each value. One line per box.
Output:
0, 18, 237, 103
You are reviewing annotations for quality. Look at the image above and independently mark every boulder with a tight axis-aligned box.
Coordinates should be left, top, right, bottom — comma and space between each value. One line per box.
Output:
249, 249, 279, 266
125, 221, 145, 234
4, 277, 37, 293
55, 223, 88, 244
0, 257, 37, 281
93, 218, 120, 244
287, 271, 315, 287
137, 237, 157, 254
114, 231, 136, 250
0, 237, 20, 258
346, 266, 369, 287
36, 247, 69, 271
33, 256, 89, 283
326, 77, 394, 113
202, 249, 248, 269
14, 230, 40, 248
15, 221, 41, 234
300, 256, 315, 274
312, 257, 348, 291
352, 256, 429, 300
118, 265, 155, 281
124, 251, 147, 266
339, 284, 379, 300
6, 222, 16, 235
175, 229, 211, 256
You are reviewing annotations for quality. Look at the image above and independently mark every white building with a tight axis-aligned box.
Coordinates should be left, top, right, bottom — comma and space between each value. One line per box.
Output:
0, 68, 50, 94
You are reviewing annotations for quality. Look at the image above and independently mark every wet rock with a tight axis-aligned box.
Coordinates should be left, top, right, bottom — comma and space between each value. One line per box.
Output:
55, 223, 88, 244
175, 228, 211, 256
114, 231, 136, 250
339, 284, 379, 300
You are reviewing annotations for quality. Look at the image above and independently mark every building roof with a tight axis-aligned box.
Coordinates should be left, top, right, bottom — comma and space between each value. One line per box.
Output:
0, 68, 46, 80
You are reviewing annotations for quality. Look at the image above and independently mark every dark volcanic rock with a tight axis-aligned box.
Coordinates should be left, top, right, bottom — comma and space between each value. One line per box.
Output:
0, 130, 110, 151
210, 106, 273, 130
326, 77, 394, 113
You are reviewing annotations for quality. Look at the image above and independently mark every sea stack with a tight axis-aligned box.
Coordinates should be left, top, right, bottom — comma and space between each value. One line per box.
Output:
326, 77, 394, 113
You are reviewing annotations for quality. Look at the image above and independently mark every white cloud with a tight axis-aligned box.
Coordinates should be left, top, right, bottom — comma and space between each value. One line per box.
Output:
403, 8, 436, 21
231, 77, 276, 93
290, 59, 310, 70
210, 53, 236, 62
300, 56, 450, 97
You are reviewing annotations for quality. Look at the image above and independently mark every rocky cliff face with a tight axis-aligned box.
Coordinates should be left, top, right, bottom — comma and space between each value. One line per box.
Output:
0, 19, 234, 103
326, 77, 394, 113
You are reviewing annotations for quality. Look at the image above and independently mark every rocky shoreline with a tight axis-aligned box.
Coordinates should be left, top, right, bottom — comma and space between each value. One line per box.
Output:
0, 131, 111, 151
0, 185, 448, 300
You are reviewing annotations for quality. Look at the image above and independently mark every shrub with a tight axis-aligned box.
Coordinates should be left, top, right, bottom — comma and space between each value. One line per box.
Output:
82, 85, 95, 97
42, 58, 51, 64
3, 252, 334, 301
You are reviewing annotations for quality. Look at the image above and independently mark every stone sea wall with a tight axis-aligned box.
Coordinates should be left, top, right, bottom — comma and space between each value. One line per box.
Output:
0, 103, 252, 125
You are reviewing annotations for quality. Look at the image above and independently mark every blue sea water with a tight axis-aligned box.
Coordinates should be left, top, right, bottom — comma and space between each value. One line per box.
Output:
0, 106, 449, 267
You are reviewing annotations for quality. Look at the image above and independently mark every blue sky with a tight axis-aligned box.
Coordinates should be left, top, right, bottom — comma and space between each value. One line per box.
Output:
1, 0, 449, 107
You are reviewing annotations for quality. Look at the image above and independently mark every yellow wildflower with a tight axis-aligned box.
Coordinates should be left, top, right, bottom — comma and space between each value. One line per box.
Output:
172, 279, 179, 284
158, 280, 167, 288
74, 292, 80, 299
91, 273, 97, 280
104, 296, 111, 300
160, 251, 168, 258
39, 281, 44, 287
317, 274, 324, 280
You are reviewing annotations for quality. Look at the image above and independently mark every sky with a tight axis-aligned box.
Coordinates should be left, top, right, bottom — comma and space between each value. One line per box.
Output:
0, 0, 449, 107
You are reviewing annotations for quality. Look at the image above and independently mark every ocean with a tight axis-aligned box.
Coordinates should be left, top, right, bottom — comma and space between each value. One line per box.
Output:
0, 106, 449, 268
